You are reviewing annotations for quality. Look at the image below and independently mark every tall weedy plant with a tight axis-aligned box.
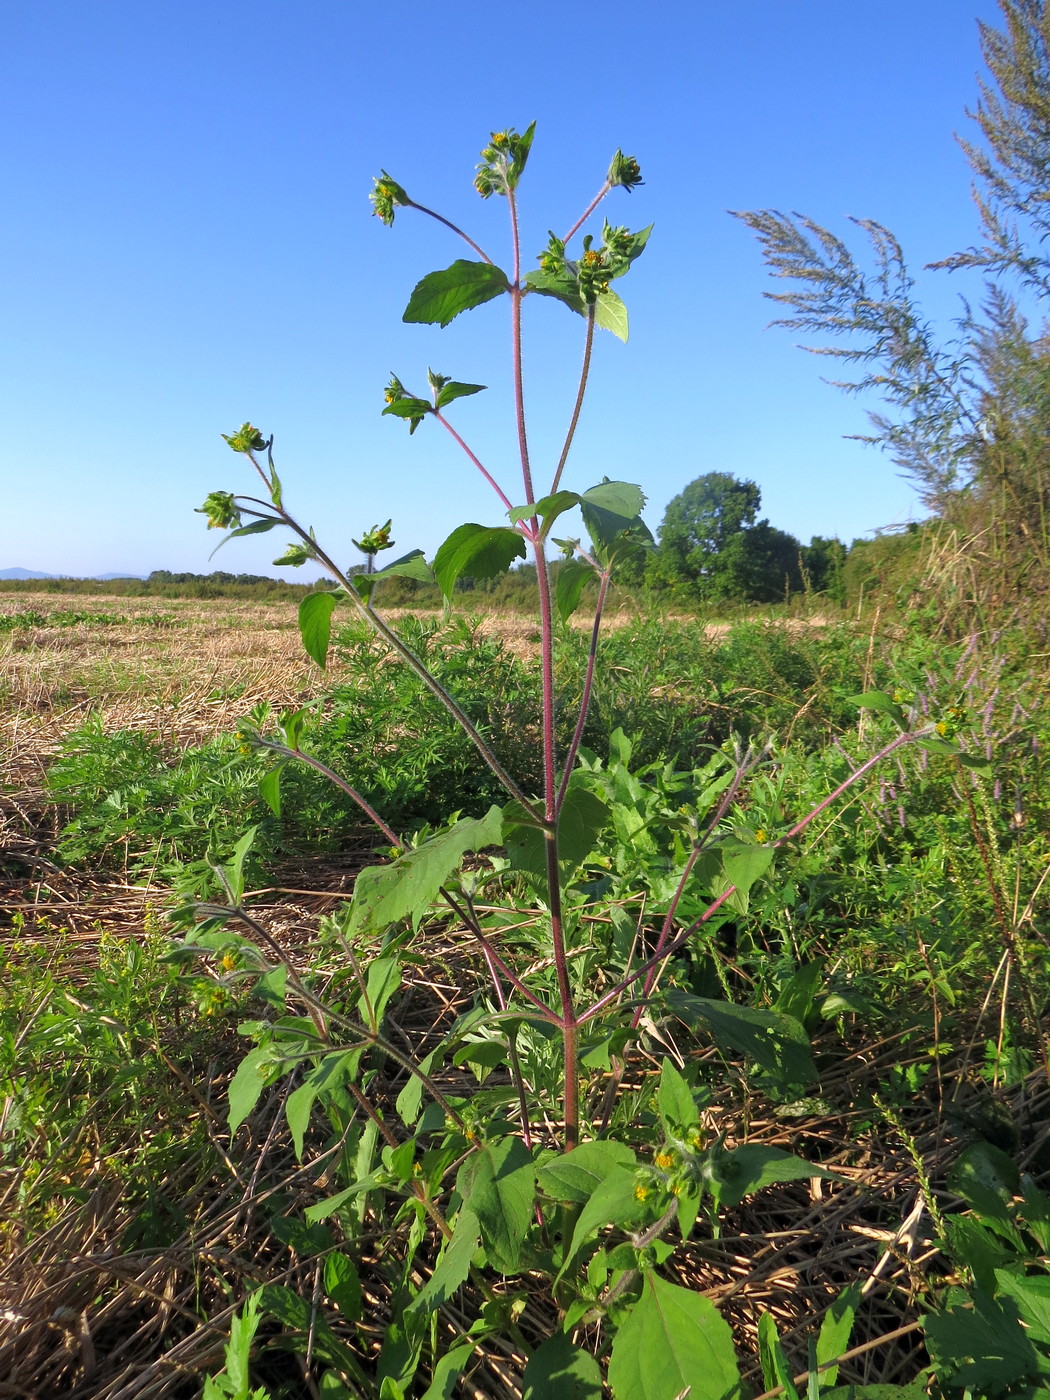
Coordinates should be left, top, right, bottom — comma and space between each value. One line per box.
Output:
189, 127, 978, 1398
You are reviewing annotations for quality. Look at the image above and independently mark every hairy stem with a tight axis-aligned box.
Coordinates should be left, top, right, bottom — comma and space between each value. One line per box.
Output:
563, 182, 611, 246
556, 570, 610, 814
406, 201, 494, 265
253, 739, 401, 848
550, 305, 596, 496
432, 410, 516, 515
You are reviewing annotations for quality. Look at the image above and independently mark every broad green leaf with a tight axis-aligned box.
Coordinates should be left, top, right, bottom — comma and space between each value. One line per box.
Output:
524, 267, 584, 312
403, 260, 510, 327
354, 549, 434, 604
382, 396, 431, 421
1022, 1176, 1050, 1253
504, 783, 609, 882
359, 955, 402, 1031
395, 1047, 438, 1124
298, 590, 337, 669
923, 1288, 1041, 1392
594, 288, 628, 341
507, 491, 582, 528
456, 1137, 535, 1275
284, 1051, 357, 1160
948, 1141, 1024, 1245
225, 1289, 265, 1398
536, 1140, 638, 1204
560, 1166, 649, 1281
994, 1270, 1050, 1345
432, 523, 527, 599
849, 691, 907, 729
408, 1209, 480, 1315
350, 806, 503, 935
658, 1057, 700, 1135
758, 1312, 800, 1400
324, 1251, 362, 1322
421, 1345, 476, 1400
555, 559, 595, 621
608, 1272, 742, 1400
581, 481, 646, 519
258, 766, 282, 818
522, 1334, 603, 1400
943, 1215, 1012, 1293
303, 1172, 385, 1223
666, 991, 817, 1089
711, 1144, 831, 1209
816, 1283, 860, 1385
775, 960, 825, 1027
435, 380, 486, 409
822, 1389, 929, 1400
227, 1046, 279, 1135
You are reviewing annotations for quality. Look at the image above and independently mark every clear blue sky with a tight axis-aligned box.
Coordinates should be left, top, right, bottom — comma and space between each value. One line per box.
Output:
0, 0, 1003, 578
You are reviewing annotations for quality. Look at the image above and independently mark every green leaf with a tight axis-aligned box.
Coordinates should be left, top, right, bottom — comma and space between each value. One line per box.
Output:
758, 1312, 800, 1400
923, 1288, 1041, 1391
227, 1046, 279, 1135
350, 806, 503, 935
822, 1389, 929, 1400
421, 1345, 477, 1400
258, 766, 282, 818
555, 559, 595, 622
607, 223, 654, 276
995, 1270, 1050, 1346
711, 1144, 831, 1209
607, 1272, 742, 1400
228, 517, 280, 538
432, 523, 527, 599
775, 960, 825, 1028
559, 1167, 649, 1281
456, 1137, 535, 1275
581, 481, 646, 518
435, 380, 486, 409
359, 955, 402, 1031
507, 491, 582, 529
522, 1334, 603, 1400
382, 396, 431, 421
298, 590, 337, 669
324, 1251, 362, 1322
408, 1209, 480, 1315
594, 288, 629, 341
948, 1141, 1024, 1245
523, 267, 584, 313
665, 991, 817, 1089
403, 260, 511, 327
536, 1140, 638, 1204
503, 783, 609, 882
354, 549, 435, 604
658, 1057, 700, 1136
284, 1052, 354, 1160
816, 1283, 860, 1386
849, 690, 907, 730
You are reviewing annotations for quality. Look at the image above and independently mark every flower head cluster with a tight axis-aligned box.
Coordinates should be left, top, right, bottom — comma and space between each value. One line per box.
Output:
369, 171, 410, 227
222, 423, 268, 455
353, 520, 395, 557
474, 124, 535, 198
608, 149, 644, 192
196, 490, 241, 531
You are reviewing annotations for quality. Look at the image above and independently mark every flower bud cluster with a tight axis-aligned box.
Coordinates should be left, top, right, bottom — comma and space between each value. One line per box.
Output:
370, 171, 410, 226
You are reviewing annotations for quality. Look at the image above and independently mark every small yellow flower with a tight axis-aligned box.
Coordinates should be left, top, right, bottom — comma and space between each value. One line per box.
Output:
220, 952, 237, 972
655, 1151, 675, 1171
634, 1183, 650, 1201
755, 828, 768, 844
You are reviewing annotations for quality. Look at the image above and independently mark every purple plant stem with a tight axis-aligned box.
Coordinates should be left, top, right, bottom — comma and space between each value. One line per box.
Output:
562, 183, 611, 246
556, 571, 611, 815
406, 201, 494, 265
509, 182, 578, 1146
432, 411, 517, 517
439, 888, 559, 1024
550, 306, 596, 496
263, 743, 401, 848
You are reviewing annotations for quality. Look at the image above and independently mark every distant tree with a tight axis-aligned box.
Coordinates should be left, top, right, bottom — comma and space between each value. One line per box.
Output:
648, 472, 802, 601
800, 535, 847, 599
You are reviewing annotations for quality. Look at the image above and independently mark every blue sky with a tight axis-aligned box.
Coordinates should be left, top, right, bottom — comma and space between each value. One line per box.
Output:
0, 0, 1004, 578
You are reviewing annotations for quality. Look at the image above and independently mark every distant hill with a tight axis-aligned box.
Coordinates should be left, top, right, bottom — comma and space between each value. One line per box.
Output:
0, 567, 144, 580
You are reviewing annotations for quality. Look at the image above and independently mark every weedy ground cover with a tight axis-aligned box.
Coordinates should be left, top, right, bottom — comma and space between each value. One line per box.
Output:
1, 125, 1049, 1400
